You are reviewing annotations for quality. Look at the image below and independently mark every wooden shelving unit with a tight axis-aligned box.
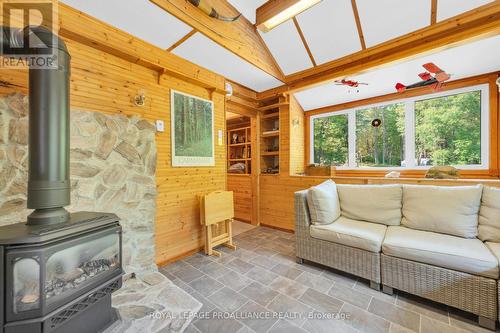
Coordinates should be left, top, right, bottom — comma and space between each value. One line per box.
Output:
260, 97, 283, 175
227, 126, 252, 174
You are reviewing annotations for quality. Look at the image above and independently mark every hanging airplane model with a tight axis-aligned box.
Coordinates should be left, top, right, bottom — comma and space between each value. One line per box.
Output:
334, 79, 368, 92
395, 63, 451, 93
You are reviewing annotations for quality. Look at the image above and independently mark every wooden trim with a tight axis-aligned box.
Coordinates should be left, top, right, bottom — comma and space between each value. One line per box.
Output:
304, 73, 500, 179
166, 28, 197, 52
293, 17, 317, 66
150, 0, 285, 81
351, 0, 366, 50
260, 223, 294, 233
431, 0, 438, 25
157, 246, 203, 267
258, 1, 500, 99
256, 0, 300, 27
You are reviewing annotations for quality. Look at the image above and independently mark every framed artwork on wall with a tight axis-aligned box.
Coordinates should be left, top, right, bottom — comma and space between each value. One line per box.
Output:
171, 90, 215, 167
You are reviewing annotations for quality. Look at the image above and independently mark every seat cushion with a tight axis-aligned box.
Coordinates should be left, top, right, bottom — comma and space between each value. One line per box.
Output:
310, 216, 387, 252
485, 242, 500, 266
337, 184, 402, 226
478, 186, 500, 242
401, 185, 482, 238
382, 226, 498, 278
307, 180, 341, 225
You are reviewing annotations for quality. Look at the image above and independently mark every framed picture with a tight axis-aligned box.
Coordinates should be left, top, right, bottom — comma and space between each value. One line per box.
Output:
171, 90, 215, 167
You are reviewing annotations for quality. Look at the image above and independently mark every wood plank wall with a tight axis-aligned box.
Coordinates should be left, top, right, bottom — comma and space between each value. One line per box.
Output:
289, 95, 305, 175
227, 175, 252, 222
0, 10, 227, 266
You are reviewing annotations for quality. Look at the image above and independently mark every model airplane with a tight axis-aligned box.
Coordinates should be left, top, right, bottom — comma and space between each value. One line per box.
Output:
335, 79, 368, 88
395, 63, 450, 93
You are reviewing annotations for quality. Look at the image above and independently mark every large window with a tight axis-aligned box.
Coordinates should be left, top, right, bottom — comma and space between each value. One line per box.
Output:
310, 85, 489, 170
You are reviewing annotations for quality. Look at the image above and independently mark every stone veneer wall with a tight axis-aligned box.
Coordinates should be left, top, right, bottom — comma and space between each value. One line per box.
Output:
0, 93, 158, 273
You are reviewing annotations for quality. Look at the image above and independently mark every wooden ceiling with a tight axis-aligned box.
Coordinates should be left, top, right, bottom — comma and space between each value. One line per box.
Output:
60, 0, 500, 95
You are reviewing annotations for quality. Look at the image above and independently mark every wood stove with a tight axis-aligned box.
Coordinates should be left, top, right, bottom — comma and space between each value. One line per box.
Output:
0, 26, 123, 332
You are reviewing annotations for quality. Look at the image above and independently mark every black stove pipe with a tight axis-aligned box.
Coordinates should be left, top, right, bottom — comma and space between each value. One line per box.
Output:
1, 26, 71, 225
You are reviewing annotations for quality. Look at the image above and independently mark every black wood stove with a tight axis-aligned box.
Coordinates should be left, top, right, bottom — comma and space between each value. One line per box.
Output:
0, 26, 122, 333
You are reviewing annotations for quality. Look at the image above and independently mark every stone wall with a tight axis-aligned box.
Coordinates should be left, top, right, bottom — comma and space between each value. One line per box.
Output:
0, 93, 158, 273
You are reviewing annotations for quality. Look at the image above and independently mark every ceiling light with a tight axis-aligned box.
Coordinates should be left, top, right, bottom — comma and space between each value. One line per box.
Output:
256, 0, 322, 33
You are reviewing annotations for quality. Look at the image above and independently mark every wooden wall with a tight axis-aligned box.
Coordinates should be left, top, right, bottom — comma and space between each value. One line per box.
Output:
0, 6, 227, 266
289, 95, 305, 175
227, 175, 253, 222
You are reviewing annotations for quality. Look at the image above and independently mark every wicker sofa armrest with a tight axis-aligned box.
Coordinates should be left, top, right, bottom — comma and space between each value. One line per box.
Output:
295, 190, 311, 229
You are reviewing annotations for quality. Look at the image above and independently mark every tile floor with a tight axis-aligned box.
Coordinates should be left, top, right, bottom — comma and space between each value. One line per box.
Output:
160, 226, 498, 333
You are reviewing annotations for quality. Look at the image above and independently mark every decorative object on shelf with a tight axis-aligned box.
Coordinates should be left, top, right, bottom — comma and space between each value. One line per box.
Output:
199, 191, 236, 257
385, 171, 401, 178
228, 163, 245, 174
238, 135, 246, 143
171, 90, 214, 167
232, 133, 238, 144
133, 89, 146, 107
371, 118, 382, 127
425, 165, 460, 179
305, 164, 336, 176
187, 0, 241, 22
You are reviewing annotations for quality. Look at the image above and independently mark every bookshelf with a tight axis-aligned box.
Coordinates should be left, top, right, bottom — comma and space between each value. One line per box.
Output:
260, 98, 281, 175
227, 126, 252, 174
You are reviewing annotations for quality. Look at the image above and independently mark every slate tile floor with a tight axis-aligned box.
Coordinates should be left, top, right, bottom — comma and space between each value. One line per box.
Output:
160, 226, 498, 333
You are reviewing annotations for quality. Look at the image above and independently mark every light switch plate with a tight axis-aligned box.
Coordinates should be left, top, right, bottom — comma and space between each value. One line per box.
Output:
155, 120, 165, 132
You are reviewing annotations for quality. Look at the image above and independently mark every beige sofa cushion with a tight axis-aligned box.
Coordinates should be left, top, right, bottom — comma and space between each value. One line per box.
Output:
383, 226, 498, 278
307, 180, 341, 225
485, 242, 500, 266
310, 216, 387, 252
478, 187, 500, 242
337, 184, 402, 226
401, 185, 482, 238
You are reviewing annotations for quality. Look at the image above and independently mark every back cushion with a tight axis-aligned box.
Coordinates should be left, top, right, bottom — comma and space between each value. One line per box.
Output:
478, 186, 500, 242
307, 180, 341, 225
337, 184, 402, 226
402, 185, 482, 238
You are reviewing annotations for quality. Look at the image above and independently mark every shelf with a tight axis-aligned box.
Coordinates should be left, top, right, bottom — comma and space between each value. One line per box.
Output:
261, 131, 280, 138
262, 151, 279, 156
261, 112, 279, 119
229, 158, 251, 162
228, 142, 250, 147
228, 126, 250, 132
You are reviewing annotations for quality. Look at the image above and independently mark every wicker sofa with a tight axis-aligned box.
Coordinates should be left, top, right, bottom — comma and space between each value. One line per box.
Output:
295, 180, 500, 330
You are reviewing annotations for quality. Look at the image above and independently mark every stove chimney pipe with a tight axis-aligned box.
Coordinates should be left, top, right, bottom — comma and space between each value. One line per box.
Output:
1, 26, 71, 225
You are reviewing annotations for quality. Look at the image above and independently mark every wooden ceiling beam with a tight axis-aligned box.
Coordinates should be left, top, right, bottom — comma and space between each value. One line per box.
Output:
167, 28, 197, 52
431, 0, 438, 25
258, 1, 500, 100
292, 17, 316, 66
150, 0, 285, 82
351, 0, 366, 50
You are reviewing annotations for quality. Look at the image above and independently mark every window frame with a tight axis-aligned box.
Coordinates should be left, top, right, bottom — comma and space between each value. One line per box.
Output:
309, 84, 490, 170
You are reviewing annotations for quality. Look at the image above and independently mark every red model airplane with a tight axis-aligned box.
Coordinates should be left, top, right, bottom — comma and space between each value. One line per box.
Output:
335, 79, 368, 88
395, 63, 450, 93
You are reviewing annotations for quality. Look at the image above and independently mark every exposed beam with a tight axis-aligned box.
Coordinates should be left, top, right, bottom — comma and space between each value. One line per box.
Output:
431, 0, 438, 25
150, 0, 285, 82
57, 3, 226, 93
292, 17, 316, 66
258, 1, 500, 99
351, 0, 366, 50
167, 28, 197, 52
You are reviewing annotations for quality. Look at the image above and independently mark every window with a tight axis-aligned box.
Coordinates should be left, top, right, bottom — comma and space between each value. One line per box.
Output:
356, 103, 405, 167
313, 114, 348, 166
310, 84, 489, 170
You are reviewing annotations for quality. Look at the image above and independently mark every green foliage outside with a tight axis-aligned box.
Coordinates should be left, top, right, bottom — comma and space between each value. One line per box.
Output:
173, 92, 213, 157
313, 114, 348, 166
415, 91, 481, 166
356, 103, 405, 167
313, 90, 482, 167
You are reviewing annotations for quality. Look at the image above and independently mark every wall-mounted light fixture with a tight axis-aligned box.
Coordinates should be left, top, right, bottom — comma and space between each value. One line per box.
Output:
134, 89, 147, 107
256, 0, 322, 33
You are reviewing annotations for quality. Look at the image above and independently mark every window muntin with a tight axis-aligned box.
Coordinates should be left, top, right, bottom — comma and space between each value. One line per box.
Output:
310, 84, 489, 170
313, 114, 348, 166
